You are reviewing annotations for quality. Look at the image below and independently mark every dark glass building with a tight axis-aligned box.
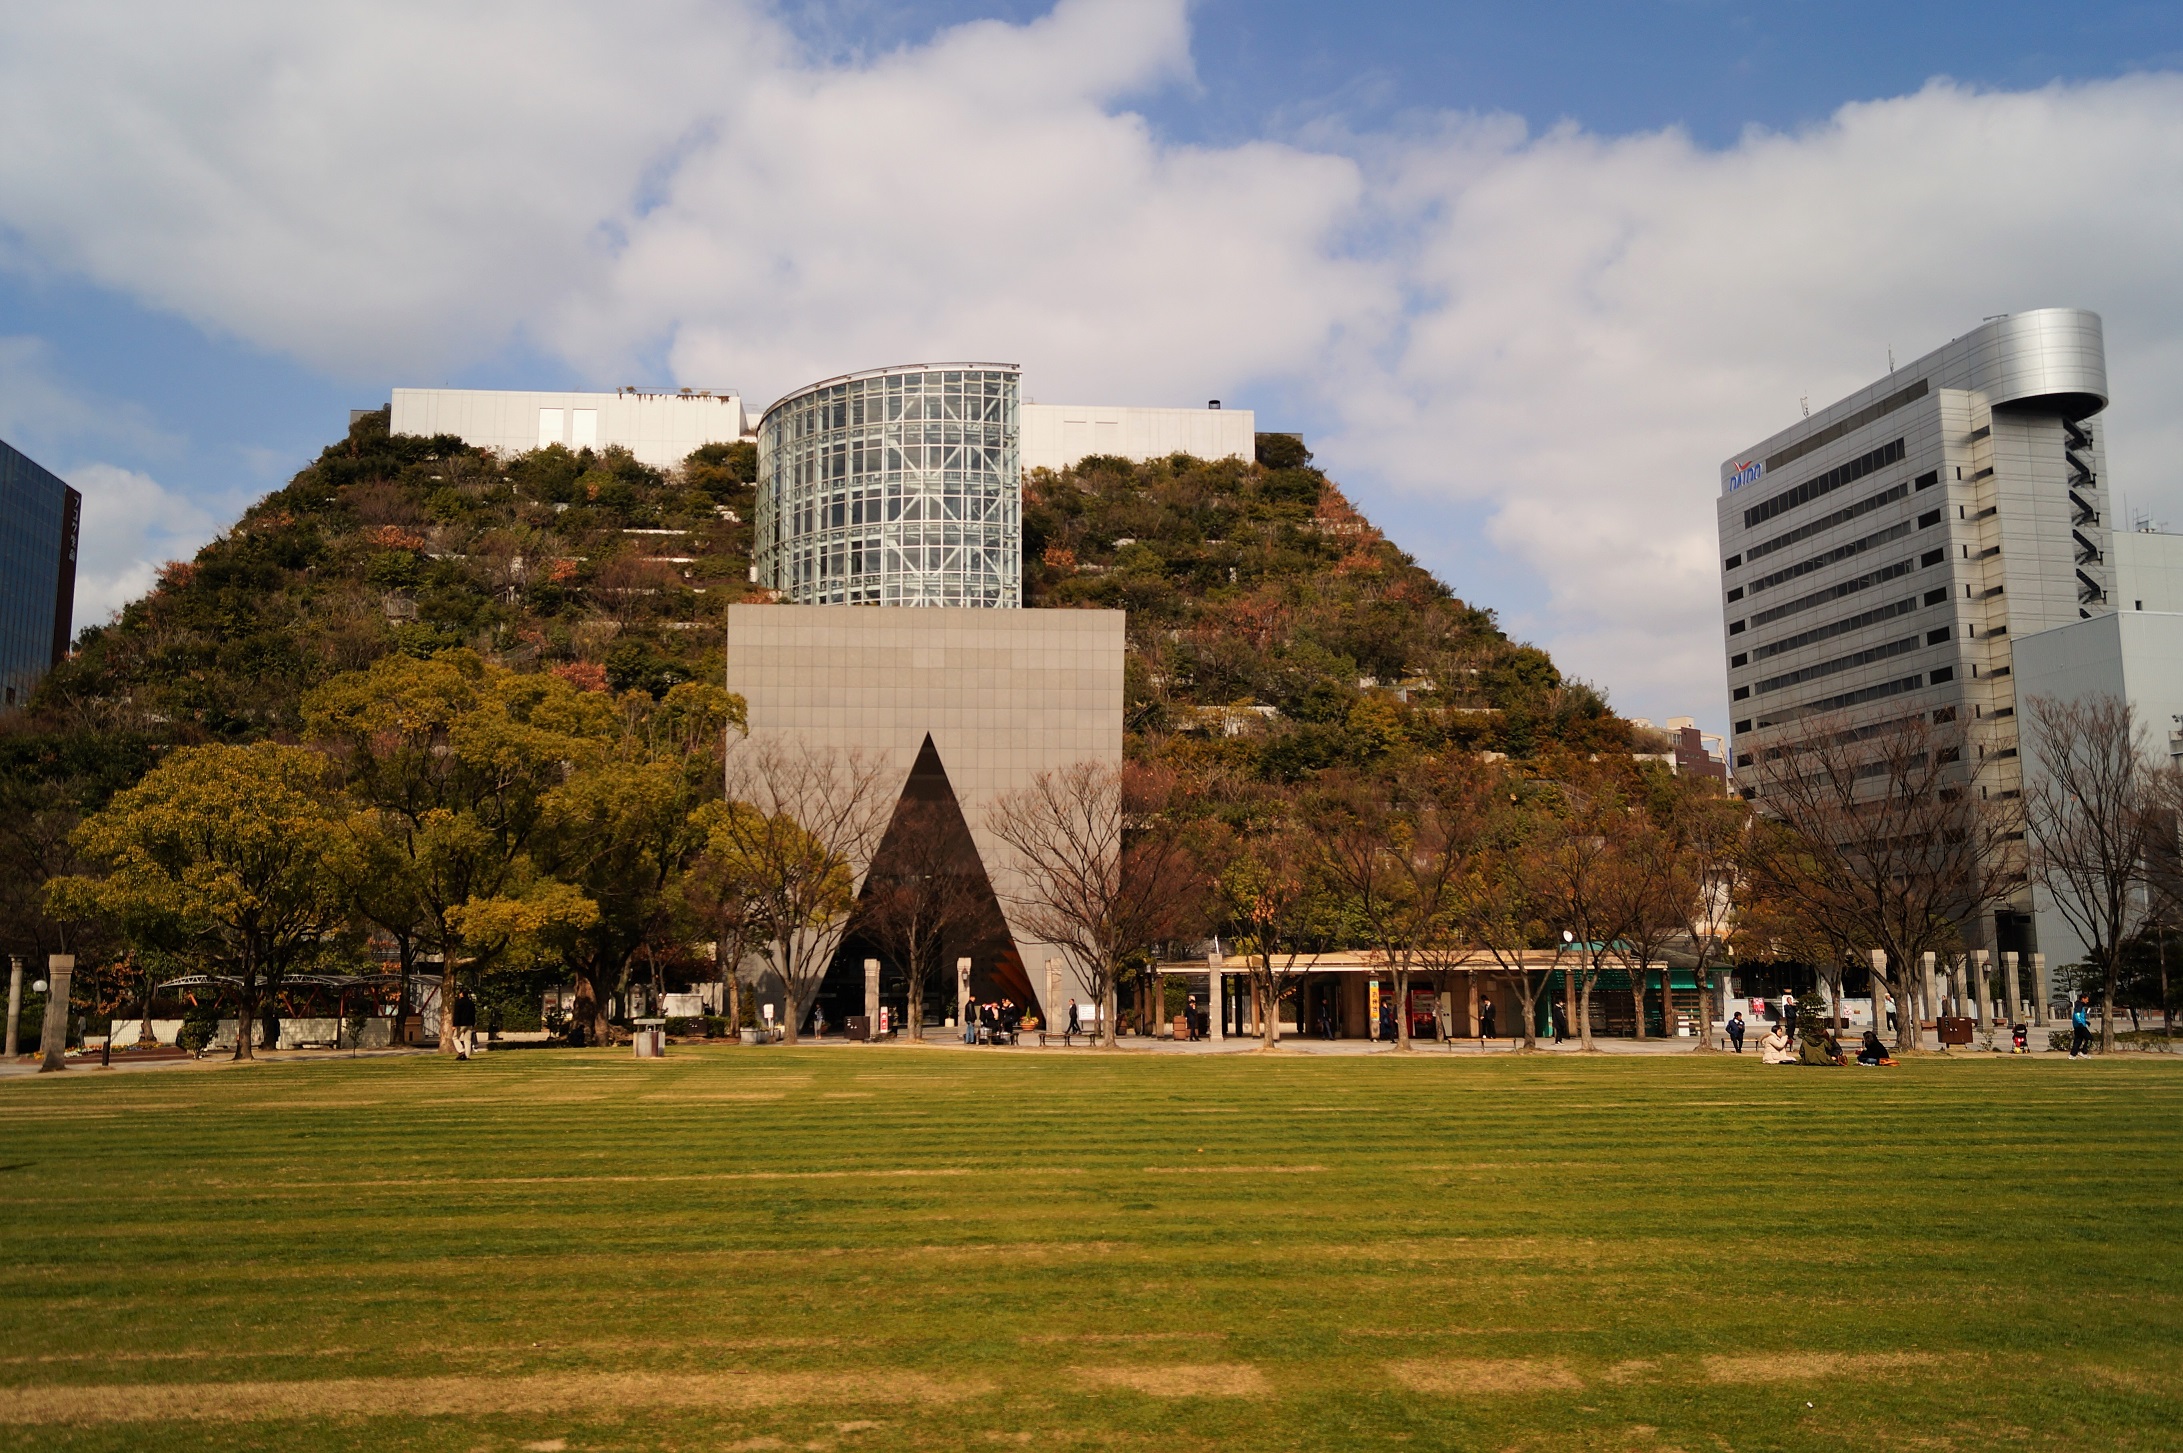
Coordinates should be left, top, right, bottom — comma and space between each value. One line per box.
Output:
0, 436, 80, 711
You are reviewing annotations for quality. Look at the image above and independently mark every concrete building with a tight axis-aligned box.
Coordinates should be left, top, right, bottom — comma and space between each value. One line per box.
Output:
725, 603, 1125, 1029
1718, 308, 2115, 956
388, 387, 752, 470
2013, 527, 2183, 965
1019, 400, 1254, 473
0, 436, 80, 711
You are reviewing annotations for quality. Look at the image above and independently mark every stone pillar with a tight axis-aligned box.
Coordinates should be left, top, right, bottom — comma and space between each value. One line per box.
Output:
2032, 953, 2051, 1026
862, 958, 881, 1033
2002, 951, 2022, 1024
1868, 950, 1888, 1036
1153, 967, 1167, 1037
38, 955, 74, 1074
955, 957, 971, 1031
5, 955, 21, 1059
1467, 975, 1481, 1040
1920, 952, 1938, 1040
1206, 948, 1224, 1043
1951, 956, 1969, 1020
1045, 959, 1063, 1031
1972, 949, 1992, 1033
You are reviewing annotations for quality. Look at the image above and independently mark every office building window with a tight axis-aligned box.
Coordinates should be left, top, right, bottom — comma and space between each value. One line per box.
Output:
1741, 437, 1907, 529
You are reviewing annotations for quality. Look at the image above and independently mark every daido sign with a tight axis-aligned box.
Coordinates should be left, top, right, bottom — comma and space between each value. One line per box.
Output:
1727, 459, 1764, 490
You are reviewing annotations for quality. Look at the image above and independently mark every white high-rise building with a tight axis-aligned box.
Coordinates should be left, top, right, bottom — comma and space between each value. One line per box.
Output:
1716, 308, 2114, 956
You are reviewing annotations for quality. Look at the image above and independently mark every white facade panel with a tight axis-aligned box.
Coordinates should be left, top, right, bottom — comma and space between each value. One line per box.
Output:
1021, 403, 1255, 472
725, 604, 1126, 1024
2113, 529, 2183, 613
2014, 609, 2183, 967
390, 388, 749, 470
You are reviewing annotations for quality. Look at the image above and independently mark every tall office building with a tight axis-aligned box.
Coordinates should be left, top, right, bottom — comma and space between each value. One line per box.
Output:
0, 436, 81, 711
1717, 308, 2113, 953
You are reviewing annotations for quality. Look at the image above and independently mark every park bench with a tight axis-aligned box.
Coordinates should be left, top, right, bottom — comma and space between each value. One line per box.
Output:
1038, 1009, 1102, 1046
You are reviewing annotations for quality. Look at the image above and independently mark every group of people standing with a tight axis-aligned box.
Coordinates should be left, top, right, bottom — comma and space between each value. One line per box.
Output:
965, 998, 1024, 1045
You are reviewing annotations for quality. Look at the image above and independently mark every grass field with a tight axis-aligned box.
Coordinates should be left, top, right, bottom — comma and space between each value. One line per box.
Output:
1, 1044, 2179, 1452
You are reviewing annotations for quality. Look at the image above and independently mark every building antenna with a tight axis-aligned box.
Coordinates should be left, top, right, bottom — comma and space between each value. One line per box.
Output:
1888, 345, 1895, 374
1800, 396, 1810, 419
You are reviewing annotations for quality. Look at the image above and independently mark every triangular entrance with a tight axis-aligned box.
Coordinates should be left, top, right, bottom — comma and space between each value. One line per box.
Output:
829, 735, 1032, 1021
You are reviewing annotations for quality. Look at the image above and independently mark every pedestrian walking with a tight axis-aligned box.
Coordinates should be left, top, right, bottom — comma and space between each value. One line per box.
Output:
1065, 998, 1080, 1045
451, 990, 477, 1060
2070, 994, 2094, 1057
1480, 1000, 1497, 1042
1727, 1012, 1745, 1052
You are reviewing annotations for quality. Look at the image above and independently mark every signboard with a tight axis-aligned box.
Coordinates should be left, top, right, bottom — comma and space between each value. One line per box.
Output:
1728, 459, 1764, 490
1367, 981, 1381, 1040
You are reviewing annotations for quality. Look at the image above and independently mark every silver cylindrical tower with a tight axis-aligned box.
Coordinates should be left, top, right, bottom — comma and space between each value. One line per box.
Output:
755, 363, 1021, 607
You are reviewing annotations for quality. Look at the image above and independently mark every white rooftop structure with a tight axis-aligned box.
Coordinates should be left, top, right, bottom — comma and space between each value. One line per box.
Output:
1020, 401, 1254, 472
389, 387, 752, 470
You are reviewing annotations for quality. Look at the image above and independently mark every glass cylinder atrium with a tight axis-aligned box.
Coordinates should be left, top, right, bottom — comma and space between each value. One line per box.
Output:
755, 364, 1021, 607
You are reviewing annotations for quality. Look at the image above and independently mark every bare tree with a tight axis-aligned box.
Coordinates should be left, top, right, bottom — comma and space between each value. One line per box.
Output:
1462, 800, 1564, 1052
1219, 822, 1337, 1048
2025, 694, 2154, 1053
1739, 711, 2014, 1055
988, 761, 1199, 1048
716, 739, 891, 1044
856, 798, 989, 1041
1319, 763, 1493, 1051
1602, 812, 1685, 1042
1668, 784, 1747, 1050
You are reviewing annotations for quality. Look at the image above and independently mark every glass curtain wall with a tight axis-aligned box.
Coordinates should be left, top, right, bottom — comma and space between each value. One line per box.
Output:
756, 364, 1021, 607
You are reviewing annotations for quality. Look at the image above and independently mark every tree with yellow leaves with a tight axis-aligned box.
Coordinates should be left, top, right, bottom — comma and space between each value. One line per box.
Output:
46, 743, 353, 1060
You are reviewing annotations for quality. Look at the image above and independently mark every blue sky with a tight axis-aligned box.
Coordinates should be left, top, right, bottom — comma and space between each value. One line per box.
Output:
4, 0, 2182, 727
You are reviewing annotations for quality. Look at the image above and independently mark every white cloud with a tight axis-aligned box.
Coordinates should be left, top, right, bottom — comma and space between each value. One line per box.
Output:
1329, 78, 2183, 721
67, 463, 222, 629
4, 3, 2183, 725
0, 1, 785, 377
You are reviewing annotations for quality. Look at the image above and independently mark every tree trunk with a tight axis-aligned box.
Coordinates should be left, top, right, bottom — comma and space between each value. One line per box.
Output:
1577, 967, 1596, 1051
1393, 965, 1411, 1051
1630, 967, 1649, 1041
437, 969, 458, 1055
2102, 967, 2117, 1053
1889, 971, 1918, 1056
1102, 979, 1117, 1049
232, 982, 256, 1061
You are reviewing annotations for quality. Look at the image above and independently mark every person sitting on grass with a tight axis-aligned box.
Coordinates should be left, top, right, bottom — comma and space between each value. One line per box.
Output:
1760, 1025, 1796, 1064
1858, 1028, 1894, 1066
1796, 1023, 1838, 1066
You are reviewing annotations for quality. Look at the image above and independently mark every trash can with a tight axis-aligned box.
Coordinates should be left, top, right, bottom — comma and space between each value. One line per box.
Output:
846, 1015, 870, 1041
632, 1018, 666, 1058
1937, 1015, 1975, 1046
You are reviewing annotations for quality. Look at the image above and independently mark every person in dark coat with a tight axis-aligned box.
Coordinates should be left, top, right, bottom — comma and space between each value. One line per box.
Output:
451, 990, 478, 1060
1065, 998, 1080, 1045
1727, 1012, 1746, 1052
1480, 1000, 1497, 1042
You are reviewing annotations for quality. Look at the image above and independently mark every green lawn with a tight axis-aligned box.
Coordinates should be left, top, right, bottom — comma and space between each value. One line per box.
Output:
1, 1045, 2178, 1452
